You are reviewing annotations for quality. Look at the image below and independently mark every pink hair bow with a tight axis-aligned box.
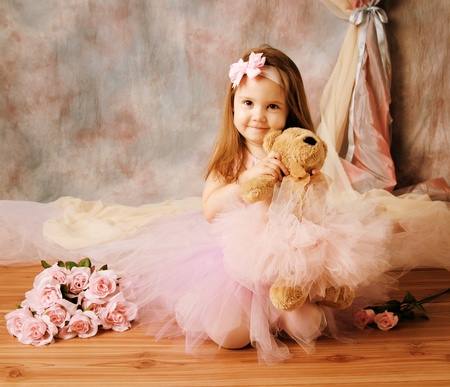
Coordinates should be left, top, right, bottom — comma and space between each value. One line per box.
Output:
229, 52, 266, 88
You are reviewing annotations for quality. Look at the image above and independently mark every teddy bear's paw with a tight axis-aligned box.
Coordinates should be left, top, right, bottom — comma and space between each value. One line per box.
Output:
241, 175, 277, 204
315, 285, 355, 309
241, 186, 265, 204
269, 285, 308, 311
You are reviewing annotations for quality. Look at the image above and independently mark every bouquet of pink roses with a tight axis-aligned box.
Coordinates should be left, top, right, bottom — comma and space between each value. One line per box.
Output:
5, 258, 138, 346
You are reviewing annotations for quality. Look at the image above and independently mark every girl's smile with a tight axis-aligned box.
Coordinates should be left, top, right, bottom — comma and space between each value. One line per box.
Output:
233, 76, 288, 158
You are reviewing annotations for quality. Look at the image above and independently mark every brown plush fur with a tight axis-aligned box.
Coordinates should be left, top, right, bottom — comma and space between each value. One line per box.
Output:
312, 285, 355, 310
241, 128, 327, 204
269, 283, 308, 312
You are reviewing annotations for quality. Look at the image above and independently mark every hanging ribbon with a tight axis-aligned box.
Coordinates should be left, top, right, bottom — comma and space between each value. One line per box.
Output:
345, 1, 391, 162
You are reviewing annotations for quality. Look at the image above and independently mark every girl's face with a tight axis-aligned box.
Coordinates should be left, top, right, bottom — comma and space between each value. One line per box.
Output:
233, 76, 288, 155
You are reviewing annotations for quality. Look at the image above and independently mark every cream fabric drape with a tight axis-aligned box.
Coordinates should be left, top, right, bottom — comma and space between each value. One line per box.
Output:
43, 196, 201, 249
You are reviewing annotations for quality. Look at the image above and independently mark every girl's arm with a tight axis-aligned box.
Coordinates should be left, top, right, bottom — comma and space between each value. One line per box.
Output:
202, 176, 241, 222
202, 152, 289, 222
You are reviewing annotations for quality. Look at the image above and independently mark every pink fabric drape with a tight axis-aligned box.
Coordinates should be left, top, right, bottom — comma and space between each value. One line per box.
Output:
319, 0, 396, 192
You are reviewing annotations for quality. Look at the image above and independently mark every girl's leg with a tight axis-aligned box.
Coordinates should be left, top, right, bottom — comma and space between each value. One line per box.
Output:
278, 300, 326, 344
207, 317, 251, 349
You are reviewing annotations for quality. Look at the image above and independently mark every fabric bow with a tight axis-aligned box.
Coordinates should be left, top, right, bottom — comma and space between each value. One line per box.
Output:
229, 52, 266, 88
349, 5, 388, 26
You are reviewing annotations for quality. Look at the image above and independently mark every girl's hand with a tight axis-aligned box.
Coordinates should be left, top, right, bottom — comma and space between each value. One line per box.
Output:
238, 151, 289, 186
202, 152, 289, 222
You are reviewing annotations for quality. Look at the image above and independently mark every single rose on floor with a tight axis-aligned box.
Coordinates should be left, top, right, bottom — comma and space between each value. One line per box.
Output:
354, 287, 450, 331
373, 311, 399, 331
353, 308, 376, 329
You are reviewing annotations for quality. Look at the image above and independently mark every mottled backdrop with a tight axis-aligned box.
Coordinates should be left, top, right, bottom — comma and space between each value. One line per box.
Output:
0, 0, 448, 204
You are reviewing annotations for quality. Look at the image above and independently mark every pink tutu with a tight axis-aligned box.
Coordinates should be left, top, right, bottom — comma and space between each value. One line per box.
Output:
103, 210, 329, 364
217, 179, 391, 300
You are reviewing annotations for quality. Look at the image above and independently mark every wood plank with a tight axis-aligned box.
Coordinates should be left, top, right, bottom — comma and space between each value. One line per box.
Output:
1, 265, 449, 386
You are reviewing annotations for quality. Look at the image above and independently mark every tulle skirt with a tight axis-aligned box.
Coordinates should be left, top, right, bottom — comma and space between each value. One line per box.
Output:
124, 210, 328, 364
217, 179, 391, 300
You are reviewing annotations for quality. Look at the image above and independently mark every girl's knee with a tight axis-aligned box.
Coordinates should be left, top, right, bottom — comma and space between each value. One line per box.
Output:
220, 326, 251, 349
209, 321, 251, 349
279, 301, 326, 341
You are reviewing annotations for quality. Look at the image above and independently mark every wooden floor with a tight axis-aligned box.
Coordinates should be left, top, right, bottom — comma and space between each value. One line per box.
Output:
1, 266, 449, 386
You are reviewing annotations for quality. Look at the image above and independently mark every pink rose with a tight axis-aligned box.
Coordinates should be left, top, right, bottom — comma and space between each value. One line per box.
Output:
353, 309, 376, 329
99, 292, 138, 332
57, 310, 99, 339
38, 278, 63, 308
374, 311, 399, 331
5, 308, 33, 337
66, 267, 91, 295
81, 299, 104, 316
56, 298, 78, 316
21, 289, 40, 312
22, 278, 62, 314
17, 315, 58, 346
85, 270, 118, 302
44, 304, 73, 329
33, 264, 69, 288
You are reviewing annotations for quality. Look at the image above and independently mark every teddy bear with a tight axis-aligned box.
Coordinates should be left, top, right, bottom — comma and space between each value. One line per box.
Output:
241, 127, 328, 205
240, 127, 355, 311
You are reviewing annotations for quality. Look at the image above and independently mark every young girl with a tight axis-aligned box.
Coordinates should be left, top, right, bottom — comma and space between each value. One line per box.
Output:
201, 45, 328, 350
130, 45, 338, 363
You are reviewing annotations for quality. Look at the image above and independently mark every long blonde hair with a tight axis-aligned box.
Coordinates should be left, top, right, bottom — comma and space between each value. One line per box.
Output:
204, 45, 315, 183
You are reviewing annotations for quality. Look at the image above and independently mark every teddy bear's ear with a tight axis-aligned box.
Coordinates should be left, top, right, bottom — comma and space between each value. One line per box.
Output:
263, 129, 283, 152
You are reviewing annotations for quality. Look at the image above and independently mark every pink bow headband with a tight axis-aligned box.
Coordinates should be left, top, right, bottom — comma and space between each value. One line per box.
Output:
229, 52, 287, 89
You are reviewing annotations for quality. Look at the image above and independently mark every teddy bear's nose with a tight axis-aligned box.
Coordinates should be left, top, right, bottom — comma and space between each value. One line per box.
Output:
303, 136, 317, 146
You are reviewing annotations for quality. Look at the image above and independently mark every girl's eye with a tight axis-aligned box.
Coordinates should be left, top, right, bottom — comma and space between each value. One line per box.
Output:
243, 100, 253, 106
268, 104, 279, 110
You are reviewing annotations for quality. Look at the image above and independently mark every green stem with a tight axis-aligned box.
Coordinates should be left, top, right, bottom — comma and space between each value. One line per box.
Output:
416, 287, 450, 305
401, 287, 450, 312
